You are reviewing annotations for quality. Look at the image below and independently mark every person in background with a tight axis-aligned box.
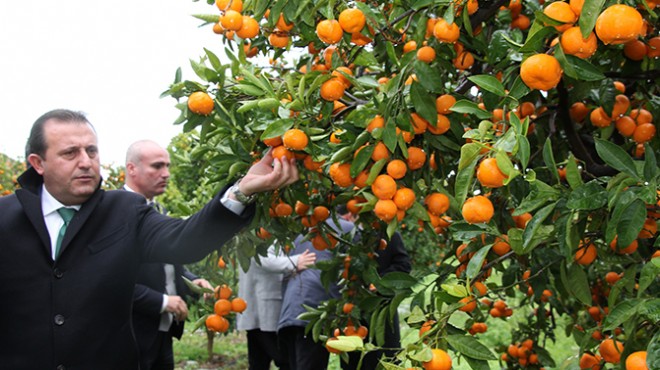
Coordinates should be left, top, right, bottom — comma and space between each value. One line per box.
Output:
236, 246, 316, 370
277, 217, 355, 370
0, 109, 298, 370
124, 140, 214, 370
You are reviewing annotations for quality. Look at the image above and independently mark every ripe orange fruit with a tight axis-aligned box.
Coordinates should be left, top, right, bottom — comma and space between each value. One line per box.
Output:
511, 14, 531, 30
271, 145, 295, 161
419, 319, 436, 337
575, 242, 597, 265
417, 46, 437, 63
433, 18, 461, 43
216, 0, 243, 12
205, 314, 230, 332
462, 195, 495, 224
543, 1, 578, 32
638, 217, 658, 238
212, 22, 225, 35
393, 187, 416, 210
217, 256, 227, 268
632, 123, 656, 144
313, 206, 330, 222
579, 353, 602, 369
611, 94, 631, 118
624, 39, 648, 61
214, 298, 232, 316
187, 91, 214, 115
320, 78, 346, 101
453, 51, 475, 70
428, 114, 451, 135
372, 174, 398, 200
426, 193, 450, 216
332, 66, 353, 88
371, 141, 391, 162
477, 157, 508, 188
282, 128, 309, 151
268, 32, 290, 48
604, 271, 621, 285
595, 5, 644, 45
647, 36, 660, 58
387, 159, 408, 179
374, 199, 398, 222
312, 232, 337, 250
350, 31, 372, 46
570, 102, 589, 122
520, 54, 563, 91
329, 162, 354, 187
613, 80, 626, 93
569, 0, 584, 16
436, 94, 457, 114
423, 348, 452, 370
215, 284, 233, 300
274, 202, 293, 217
235, 16, 260, 39
338, 8, 366, 33
221, 10, 244, 31
615, 116, 637, 137
406, 147, 427, 170
599, 338, 624, 364
231, 297, 247, 313
472, 281, 488, 296
609, 236, 638, 254
316, 19, 343, 44
625, 351, 648, 370
342, 302, 355, 314
492, 234, 511, 256
630, 108, 653, 125
561, 27, 598, 59
458, 297, 477, 312
411, 113, 429, 134
276, 14, 294, 32
590, 107, 612, 128
366, 115, 385, 132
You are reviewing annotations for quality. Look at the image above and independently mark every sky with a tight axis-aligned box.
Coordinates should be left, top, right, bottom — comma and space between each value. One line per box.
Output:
0, 1, 227, 166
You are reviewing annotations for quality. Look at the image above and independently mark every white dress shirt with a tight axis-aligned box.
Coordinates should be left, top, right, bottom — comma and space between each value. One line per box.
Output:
41, 185, 81, 261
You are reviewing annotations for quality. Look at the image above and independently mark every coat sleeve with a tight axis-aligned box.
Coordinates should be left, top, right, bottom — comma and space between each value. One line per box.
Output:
256, 246, 298, 274
132, 284, 165, 315
378, 232, 412, 275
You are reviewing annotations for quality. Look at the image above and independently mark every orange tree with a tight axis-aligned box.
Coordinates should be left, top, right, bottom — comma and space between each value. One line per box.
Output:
162, 0, 659, 368
0, 153, 25, 197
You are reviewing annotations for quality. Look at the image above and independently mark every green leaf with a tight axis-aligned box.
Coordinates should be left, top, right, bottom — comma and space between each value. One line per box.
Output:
459, 143, 482, 171
464, 356, 491, 370
594, 139, 639, 179
578, 0, 606, 36
468, 75, 506, 97
446, 335, 497, 360
509, 76, 531, 100
466, 246, 492, 280
616, 199, 647, 249
380, 272, 419, 289
566, 181, 608, 210
261, 119, 293, 140
516, 134, 531, 169
519, 23, 555, 53
515, 181, 560, 214
565, 153, 583, 189
521, 202, 557, 253
543, 138, 559, 183
411, 82, 440, 125
414, 61, 445, 94
639, 259, 660, 295
644, 143, 659, 180
451, 100, 493, 120
562, 263, 592, 306
454, 158, 478, 206
649, 330, 660, 370
602, 299, 641, 331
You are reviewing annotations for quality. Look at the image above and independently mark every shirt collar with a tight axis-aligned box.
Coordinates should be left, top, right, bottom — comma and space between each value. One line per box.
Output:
123, 184, 151, 204
41, 184, 81, 217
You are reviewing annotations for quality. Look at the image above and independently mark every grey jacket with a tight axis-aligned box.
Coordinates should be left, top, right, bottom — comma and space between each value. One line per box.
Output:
236, 247, 300, 332
278, 219, 355, 331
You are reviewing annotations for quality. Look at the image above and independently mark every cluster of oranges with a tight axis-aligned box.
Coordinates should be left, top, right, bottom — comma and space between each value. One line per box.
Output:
502, 339, 542, 368
204, 284, 247, 333
324, 318, 369, 354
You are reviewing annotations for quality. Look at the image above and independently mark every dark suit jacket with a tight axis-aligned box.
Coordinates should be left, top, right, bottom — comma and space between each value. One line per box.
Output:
0, 168, 253, 370
132, 263, 197, 346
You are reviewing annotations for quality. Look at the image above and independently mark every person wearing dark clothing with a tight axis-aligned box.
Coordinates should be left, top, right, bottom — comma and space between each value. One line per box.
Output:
125, 140, 214, 370
0, 109, 298, 369
277, 219, 355, 370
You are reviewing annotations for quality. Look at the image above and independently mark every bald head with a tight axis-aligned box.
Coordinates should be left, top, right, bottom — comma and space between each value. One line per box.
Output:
125, 140, 170, 200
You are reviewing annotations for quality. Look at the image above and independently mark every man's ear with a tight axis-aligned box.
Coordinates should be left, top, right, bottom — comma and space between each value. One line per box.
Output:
27, 154, 45, 175
126, 162, 136, 175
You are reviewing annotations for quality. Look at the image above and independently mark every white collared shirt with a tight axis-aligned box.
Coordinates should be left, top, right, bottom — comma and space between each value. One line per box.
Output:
41, 185, 81, 260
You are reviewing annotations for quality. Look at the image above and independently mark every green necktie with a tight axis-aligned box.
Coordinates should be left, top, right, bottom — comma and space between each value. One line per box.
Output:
55, 208, 76, 259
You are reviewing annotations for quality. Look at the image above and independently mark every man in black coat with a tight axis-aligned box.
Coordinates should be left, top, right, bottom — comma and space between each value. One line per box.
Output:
124, 140, 214, 370
0, 109, 298, 370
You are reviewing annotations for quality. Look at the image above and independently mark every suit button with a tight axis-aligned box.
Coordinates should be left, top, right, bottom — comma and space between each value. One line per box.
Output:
54, 314, 65, 325
54, 268, 63, 278
56, 365, 66, 370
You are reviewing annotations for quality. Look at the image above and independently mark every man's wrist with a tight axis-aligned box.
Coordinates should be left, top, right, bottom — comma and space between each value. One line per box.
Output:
229, 179, 256, 205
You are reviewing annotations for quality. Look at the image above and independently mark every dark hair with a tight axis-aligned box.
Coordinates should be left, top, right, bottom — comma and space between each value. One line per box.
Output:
26, 109, 93, 158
